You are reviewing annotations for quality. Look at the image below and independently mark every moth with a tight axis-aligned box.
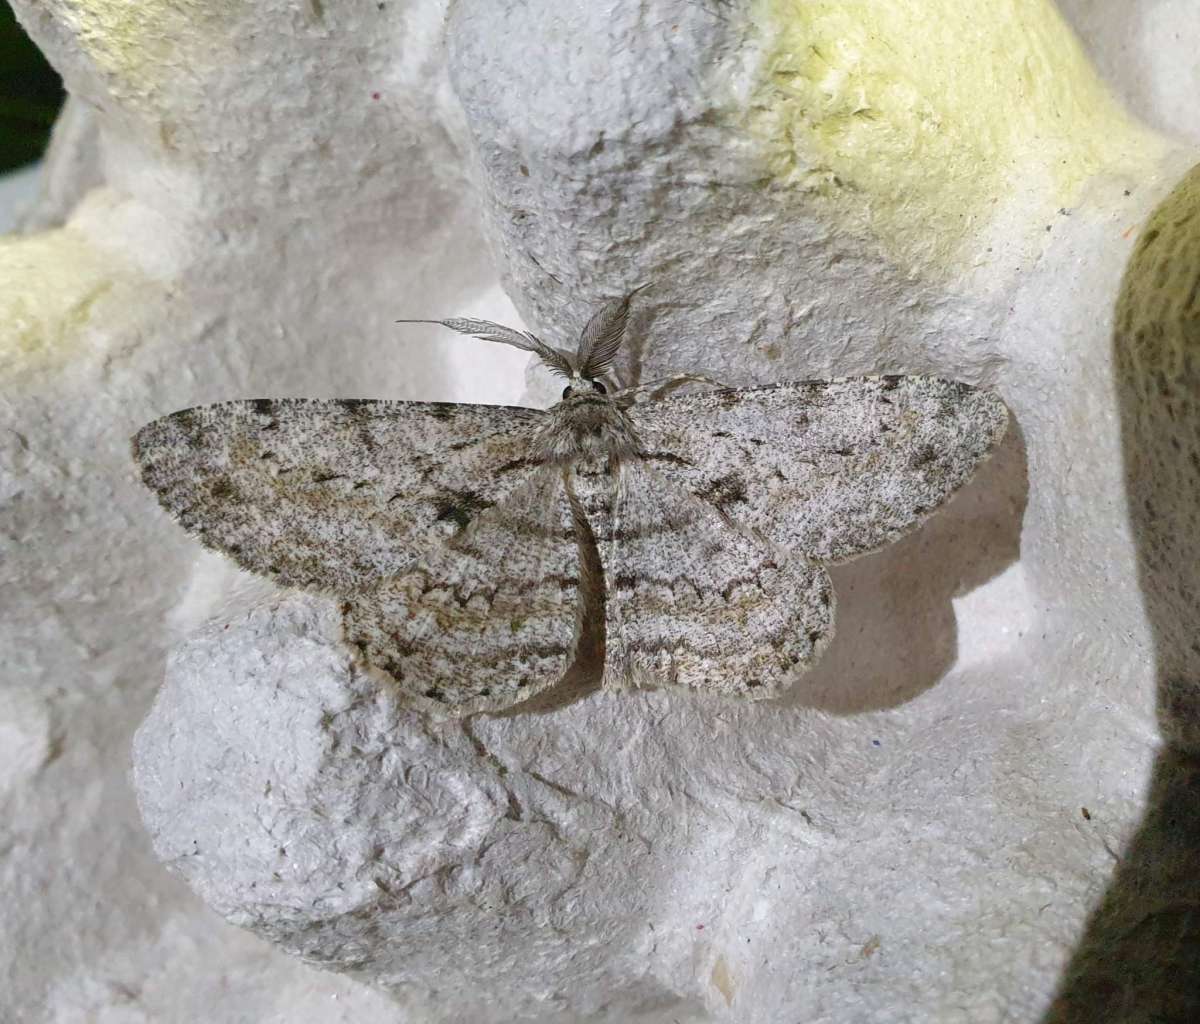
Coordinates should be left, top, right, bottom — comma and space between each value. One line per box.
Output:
133, 289, 1008, 716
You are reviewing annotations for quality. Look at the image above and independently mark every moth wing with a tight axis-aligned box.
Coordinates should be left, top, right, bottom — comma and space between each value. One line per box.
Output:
627, 377, 1008, 564
591, 459, 833, 699
132, 398, 545, 592
344, 467, 590, 717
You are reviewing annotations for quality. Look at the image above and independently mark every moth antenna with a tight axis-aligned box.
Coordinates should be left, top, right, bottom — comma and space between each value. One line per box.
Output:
396, 317, 574, 378
576, 282, 650, 380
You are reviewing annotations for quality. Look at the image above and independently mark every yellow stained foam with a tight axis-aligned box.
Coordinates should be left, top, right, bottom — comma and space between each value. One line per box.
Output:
746, 0, 1156, 267
56, 0, 230, 88
58, 0, 174, 80
0, 229, 141, 378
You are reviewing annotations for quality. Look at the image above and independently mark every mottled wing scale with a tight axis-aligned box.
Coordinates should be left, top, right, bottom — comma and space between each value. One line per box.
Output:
344, 467, 589, 716
132, 398, 545, 592
628, 377, 1009, 565
573, 458, 833, 699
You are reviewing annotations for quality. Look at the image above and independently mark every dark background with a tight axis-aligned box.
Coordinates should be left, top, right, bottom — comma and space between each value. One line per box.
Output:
0, 3, 64, 171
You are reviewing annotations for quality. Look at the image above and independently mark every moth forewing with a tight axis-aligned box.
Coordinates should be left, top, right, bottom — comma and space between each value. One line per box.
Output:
130, 398, 550, 594
622, 376, 1009, 568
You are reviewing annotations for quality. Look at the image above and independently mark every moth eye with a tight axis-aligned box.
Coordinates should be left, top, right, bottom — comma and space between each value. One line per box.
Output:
592, 380, 608, 395
561, 385, 573, 400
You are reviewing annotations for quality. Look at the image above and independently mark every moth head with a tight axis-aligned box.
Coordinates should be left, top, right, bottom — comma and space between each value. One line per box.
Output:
396, 283, 649, 393
560, 377, 609, 400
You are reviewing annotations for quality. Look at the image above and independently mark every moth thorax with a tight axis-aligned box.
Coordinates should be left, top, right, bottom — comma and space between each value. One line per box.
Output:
537, 396, 642, 462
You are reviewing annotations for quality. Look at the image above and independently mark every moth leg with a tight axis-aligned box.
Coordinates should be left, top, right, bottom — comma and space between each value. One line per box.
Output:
597, 368, 628, 393
614, 373, 732, 407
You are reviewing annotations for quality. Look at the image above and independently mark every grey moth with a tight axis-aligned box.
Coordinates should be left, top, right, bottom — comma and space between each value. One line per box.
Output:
133, 289, 1008, 716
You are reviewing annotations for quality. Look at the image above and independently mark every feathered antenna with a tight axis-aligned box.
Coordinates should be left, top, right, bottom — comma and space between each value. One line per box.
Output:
575, 283, 650, 380
396, 317, 575, 378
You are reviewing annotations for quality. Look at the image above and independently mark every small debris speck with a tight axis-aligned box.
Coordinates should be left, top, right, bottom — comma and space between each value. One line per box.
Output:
1081, 807, 1091, 820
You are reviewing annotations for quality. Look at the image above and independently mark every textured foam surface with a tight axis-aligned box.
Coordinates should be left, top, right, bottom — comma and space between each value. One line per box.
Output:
5, 1, 1200, 1021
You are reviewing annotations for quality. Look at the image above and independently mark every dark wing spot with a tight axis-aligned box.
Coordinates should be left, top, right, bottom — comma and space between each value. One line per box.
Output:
909, 447, 938, 469
425, 404, 456, 420
880, 375, 902, 391
497, 456, 540, 475
432, 488, 495, 531
718, 389, 741, 410
697, 472, 748, 509
251, 399, 275, 416
642, 450, 694, 467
